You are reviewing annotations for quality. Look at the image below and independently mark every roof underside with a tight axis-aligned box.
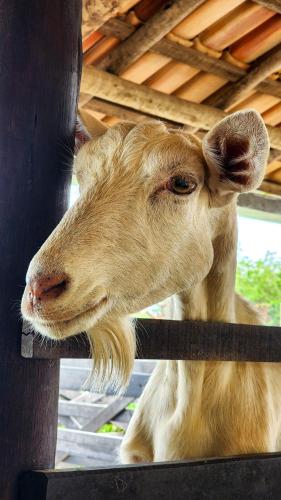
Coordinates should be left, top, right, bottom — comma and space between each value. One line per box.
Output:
79, 0, 281, 197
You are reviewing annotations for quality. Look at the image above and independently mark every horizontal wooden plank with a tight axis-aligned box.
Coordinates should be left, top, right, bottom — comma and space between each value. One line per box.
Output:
56, 428, 123, 462
60, 358, 155, 373
82, 397, 133, 432
57, 427, 122, 449
22, 318, 281, 362
82, 97, 182, 127
80, 68, 281, 150
56, 439, 120, 463
58, 454, 114, 468
58, 400, 105, 419
59, 366, 149, 398
20, 452, 281, 500
238, 192, 281, 214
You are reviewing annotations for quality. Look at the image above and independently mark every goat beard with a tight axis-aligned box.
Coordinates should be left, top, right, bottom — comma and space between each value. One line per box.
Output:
86, 315, 136, 394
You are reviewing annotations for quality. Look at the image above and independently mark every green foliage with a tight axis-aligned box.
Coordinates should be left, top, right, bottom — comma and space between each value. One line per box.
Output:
236, 252, 281, 326
126, 402, 137, 410
97, 422, 124, 433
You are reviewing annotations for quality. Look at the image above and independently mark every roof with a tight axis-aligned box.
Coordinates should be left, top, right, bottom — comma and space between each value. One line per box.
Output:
79, 0, 281, 196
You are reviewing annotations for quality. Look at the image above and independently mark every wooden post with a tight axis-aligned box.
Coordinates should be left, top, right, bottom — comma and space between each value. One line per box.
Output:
0, 1, 81, 498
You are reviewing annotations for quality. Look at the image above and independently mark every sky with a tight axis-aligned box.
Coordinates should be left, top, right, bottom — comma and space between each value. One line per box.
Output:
238, 216, 281, 261
70, 184, 281, 262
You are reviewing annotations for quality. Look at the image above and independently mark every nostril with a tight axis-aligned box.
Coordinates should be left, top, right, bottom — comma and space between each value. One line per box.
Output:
27, 273, 69, 302
43, 279, 67, 297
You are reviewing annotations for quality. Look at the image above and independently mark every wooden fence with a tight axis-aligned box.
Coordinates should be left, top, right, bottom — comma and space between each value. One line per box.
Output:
20, 318, 281, 499
56, 359, 154, 468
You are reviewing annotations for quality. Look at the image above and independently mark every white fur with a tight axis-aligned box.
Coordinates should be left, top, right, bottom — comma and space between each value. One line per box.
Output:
21, 110, 281, 462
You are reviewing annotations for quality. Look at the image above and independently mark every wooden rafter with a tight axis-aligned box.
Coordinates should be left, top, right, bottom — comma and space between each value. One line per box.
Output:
81, 67, 281, 150
155, 39, 281, 99
82, 0, 139, 37
260, 180, 281, 195
205, 44, 281, 109
81, 66, 225, 128
81, 99, 281, 169
98, 17, 134, 40
82, 98, 181, 127
96, 18, 281, 101
254, 0, 281, 14
97, 0, 206, 74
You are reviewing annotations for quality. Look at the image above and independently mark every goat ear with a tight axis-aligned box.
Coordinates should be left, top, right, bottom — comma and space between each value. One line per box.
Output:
202, 110, 269, 199
75, 111, 108, 153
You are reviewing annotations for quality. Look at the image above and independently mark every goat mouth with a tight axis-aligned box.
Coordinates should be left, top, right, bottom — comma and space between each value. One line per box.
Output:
25, 296, 109, 330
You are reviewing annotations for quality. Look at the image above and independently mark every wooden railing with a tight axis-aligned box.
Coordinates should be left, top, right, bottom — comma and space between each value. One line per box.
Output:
20, 318, 281, 499
22, 318, 281, 362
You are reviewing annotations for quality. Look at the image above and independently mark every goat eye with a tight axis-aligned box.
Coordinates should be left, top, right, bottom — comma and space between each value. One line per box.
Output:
168, 176, 197, 195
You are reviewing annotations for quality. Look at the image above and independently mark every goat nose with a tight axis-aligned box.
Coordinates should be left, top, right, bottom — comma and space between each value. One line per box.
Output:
27, 274, 68, 303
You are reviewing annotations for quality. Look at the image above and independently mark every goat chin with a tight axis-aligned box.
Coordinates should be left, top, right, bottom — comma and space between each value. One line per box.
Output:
86, 315, 136, 394
28, 313, 136, 394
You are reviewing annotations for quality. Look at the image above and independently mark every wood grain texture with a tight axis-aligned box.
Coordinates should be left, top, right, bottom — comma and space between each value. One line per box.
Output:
94, 18, 281, 101
205, 44, 281, 109
82, 397, 132, 432
0, 1, 81, 498
81, 66, 226, 127
238, 192, 281, 213
80, 67, 281, 150
82, 97, 180, 125
99, 17, 135, 39
97, 0, 206, 73
22, 318, 281, 362
20, 453, 281, 500
82, 0, 138, 37
59, 364, 149, 397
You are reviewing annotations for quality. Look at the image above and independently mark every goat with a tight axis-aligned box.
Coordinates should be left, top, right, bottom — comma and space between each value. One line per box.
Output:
21, 110, 281, 463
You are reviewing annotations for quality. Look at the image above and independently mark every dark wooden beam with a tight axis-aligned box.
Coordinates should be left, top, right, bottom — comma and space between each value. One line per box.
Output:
0, 0, 81, 497
22, 318, 281, 363
98, 0, 206, 73
20, 453, 281, 500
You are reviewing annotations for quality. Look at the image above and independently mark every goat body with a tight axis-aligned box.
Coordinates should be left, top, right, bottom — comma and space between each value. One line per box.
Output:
21, 110, 281, 463
122, 294, 281, 462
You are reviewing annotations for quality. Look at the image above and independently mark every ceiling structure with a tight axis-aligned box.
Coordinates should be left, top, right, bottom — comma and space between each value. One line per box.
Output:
79, 0, 281, 197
